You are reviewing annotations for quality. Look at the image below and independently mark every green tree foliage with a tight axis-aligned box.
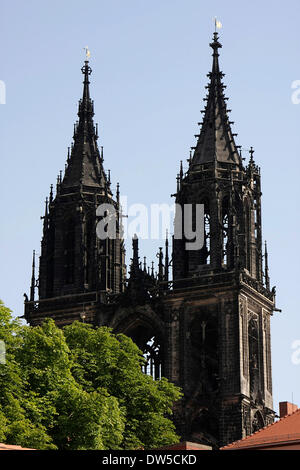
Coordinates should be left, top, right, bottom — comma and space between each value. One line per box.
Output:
0, 301, 55, 449
0, 301, 182, 449
63, 322, 181, 449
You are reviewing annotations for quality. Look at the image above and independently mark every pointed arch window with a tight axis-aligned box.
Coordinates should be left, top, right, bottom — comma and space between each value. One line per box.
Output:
84, 218, 93, 286
124, 325, 163, 381
222, 197, 229, 267
244, 200, 251, 272
64, 219, 75, 284
142, 336, 162, 380
199, 199, 210, 265
190, 314, 219, 393
248, 315, 260, 400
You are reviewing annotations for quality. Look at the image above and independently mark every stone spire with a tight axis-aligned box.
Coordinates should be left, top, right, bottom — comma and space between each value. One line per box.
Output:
191, 32, 242, 168
62, 60, 110, 191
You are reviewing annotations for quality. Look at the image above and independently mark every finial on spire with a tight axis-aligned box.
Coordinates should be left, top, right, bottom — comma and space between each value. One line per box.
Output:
81, 60, 92, 78
81, 58, 92, 107
209, 28, 222, 78
210, 19, 222, 62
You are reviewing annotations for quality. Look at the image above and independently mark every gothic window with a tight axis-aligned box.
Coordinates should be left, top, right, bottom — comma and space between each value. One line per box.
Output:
222, 214, 229, 263
248, 314, 260, 400
124, 324, 163, 381
190, 314, 219, 393
142, 336, 162, 380
254, 206, 257, 239
199, 199, 210, 265
84, 218, 93, 286
46, 221, 55, 297
222, 197, 230, 267
244, 200, 251, 272
64, 219, 75, 284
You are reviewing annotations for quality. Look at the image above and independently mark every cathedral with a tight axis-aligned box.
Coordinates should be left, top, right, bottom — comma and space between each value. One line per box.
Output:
24, 32, 278, 448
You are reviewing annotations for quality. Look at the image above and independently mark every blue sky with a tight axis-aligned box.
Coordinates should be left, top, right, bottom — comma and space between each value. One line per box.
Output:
0, 0, 299, 413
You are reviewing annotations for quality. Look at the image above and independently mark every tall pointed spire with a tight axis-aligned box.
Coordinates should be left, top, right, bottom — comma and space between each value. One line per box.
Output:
61, 59, 109, 191
191, 32, 242, 168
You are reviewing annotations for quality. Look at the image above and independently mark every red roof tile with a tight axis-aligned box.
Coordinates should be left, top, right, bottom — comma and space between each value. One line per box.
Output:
220, 408, 300, 450
0, 443, 35, 450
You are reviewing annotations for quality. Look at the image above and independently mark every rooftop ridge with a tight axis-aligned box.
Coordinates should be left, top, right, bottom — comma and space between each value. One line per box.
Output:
220, 407, 300, 449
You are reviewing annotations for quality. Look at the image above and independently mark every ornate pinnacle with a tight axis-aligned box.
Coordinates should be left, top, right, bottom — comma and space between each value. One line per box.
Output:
180, 160, 183, 180
265, 240, 270, 290
158, 247, 164, 282
30, 250, 36, 301
176, 174, 180, 192
49, 184, 53, 203
210, 32, 222, 60
81, 61, 92, 95
165, 230, 169, 283
116, 182, 120, 206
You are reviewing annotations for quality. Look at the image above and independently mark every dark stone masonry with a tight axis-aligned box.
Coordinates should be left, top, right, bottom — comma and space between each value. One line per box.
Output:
24, 33, 278, 448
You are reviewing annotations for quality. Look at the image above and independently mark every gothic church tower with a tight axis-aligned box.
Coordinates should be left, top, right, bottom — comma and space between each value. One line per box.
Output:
24, 60, 126, 326
169, 32, 276, 445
